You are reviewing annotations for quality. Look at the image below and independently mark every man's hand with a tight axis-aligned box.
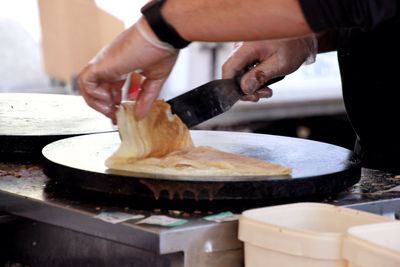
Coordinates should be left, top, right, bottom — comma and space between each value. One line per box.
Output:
222, 36, 317, 102
78, 18, 178, 123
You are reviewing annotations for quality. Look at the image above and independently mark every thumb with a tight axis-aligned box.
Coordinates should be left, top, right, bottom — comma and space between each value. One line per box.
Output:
222, 45, 258, 79
134, 78, 164, 120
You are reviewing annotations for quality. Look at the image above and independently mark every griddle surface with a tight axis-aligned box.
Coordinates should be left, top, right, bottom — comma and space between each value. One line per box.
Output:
42, 131, 360, 202
0, 93, 116, 156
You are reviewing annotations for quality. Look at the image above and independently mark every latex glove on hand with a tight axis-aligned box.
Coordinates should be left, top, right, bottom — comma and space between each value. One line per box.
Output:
78, 18, 179, 123
222, 35, 317, 102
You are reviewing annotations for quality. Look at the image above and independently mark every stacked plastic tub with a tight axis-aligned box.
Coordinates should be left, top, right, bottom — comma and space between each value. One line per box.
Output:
239, 202, 399, 267
343, 221, 400, 267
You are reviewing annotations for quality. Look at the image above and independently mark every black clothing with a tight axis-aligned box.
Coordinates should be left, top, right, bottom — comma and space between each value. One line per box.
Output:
300, 0, 400, 172
300, 0, 399, 32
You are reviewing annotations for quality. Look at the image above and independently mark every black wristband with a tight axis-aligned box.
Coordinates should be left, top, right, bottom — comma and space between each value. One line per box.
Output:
141, 0, 191, 49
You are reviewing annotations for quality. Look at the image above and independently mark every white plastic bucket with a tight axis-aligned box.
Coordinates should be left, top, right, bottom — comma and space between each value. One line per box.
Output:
239, 202, 390, 267
343, 221, 400, 267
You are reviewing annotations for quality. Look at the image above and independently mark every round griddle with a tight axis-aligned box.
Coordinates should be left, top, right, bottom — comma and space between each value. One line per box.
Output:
42, 131, 361, 204
0, 93, 116, 158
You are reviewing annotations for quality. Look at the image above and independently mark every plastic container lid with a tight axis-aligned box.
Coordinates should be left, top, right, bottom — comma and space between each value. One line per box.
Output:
239, 202, 391, 260
343, 221, 400, 267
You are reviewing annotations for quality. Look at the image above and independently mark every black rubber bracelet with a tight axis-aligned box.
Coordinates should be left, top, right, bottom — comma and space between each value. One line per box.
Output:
141, 0, 191, 49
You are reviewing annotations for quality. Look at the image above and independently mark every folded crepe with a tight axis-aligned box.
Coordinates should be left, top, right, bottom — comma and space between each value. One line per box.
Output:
105, 100, 291, 177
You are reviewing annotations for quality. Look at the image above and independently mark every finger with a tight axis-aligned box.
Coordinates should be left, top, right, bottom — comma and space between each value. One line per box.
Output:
78, 67, 113, 102
85, 97, 115, 119
79, 80, 115, 118
85, 85, 114, 101
110, 80, 125, 106
78, 70, 96, 103
108, 82, 124, 124
255, 87, 273, 98
79, 80, 115, 121
239, 87, 273, 102
240, 94, 260, 102
134, 78, 163, 120
78, 81, 107, 113
78, 65, 126, 123
240, 60, 277, 94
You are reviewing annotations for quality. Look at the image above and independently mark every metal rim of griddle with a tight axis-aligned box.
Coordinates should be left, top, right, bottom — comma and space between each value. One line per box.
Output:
43, 158, 360, 202
41, 131, 361, 202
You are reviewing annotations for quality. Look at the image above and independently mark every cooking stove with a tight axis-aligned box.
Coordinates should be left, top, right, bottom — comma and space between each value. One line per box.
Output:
1, 161, 399, 267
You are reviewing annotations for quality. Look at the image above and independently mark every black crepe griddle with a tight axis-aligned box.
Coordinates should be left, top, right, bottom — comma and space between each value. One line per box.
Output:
0, 93, 116, 158
42, 131, 361, 203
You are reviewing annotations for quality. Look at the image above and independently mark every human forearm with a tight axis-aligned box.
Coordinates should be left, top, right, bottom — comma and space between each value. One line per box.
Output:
161, 0, 313, 42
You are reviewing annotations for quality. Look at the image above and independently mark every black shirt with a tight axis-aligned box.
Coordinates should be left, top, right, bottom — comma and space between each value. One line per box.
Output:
300, 0, 400, 172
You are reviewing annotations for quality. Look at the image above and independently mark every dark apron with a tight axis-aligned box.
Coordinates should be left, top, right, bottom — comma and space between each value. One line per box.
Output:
338, 24, 400, 172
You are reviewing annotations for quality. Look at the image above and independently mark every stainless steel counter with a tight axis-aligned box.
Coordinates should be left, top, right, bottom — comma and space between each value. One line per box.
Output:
1, 161, 399, 267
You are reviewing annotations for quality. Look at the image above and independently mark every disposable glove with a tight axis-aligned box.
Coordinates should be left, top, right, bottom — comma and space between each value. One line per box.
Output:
222, 35, 317, 102
78, 18, 179, 123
